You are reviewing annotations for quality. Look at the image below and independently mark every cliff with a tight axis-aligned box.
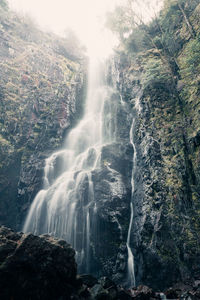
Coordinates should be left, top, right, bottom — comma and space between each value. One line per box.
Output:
0, 2, 86, 229
109, 0, 200, 289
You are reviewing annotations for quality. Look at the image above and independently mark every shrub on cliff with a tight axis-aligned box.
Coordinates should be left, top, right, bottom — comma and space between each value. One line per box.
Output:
180, 35, 200, 81
0, 0, 8, 10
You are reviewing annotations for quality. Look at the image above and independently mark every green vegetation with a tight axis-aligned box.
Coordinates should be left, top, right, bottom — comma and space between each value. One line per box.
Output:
107, 0, 199, 78
142, 57, 172, 89
180, 35, 200, 80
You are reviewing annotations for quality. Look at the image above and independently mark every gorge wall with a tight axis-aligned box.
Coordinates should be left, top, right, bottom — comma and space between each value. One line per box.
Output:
109, 1, 200, 289
0, 2, 86, 230
80, 1, 200, 289
0, 0, 200, 292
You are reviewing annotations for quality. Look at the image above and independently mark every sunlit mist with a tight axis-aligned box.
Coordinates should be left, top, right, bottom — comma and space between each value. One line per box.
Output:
8, 0, 126, 58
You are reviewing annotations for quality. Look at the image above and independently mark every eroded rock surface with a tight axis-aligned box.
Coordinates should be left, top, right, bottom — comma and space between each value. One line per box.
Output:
0, 3, 86, 229
110, 4, 200, 289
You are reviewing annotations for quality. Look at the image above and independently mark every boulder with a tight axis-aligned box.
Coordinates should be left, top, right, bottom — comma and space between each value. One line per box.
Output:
80, 274, 98, 287
131, 285, 156, 299
0, 226, 77, 300
89, 284, 110, 300
98, 276, 117, 289
117, 288, 132, 300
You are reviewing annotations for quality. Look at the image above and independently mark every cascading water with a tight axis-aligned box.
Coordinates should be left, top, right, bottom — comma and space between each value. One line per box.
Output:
126, 93, 142, 287
23, 57, 118, 272
23, 52, 138, 286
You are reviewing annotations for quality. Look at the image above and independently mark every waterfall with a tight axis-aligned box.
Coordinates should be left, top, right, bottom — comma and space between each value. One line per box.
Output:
126, 119, 136, 287
23, 57, 117, 272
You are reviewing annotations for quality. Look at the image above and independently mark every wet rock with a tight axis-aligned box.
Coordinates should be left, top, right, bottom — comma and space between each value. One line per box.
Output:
165, 287, 180, 299
80, 274, 98, 287
194, 280, 200, 289
110, 30, 200, 289
108, 287, 118, 300
98, 277, 118, 300
117, 288, 132, 300
1, 226, 200, 300
132, 285, 156, 299
98, 276, 117, 289
77, 284, 91, 298
89, 284, 110, 300
164, 281, 200, 300
1, 1, 200, 293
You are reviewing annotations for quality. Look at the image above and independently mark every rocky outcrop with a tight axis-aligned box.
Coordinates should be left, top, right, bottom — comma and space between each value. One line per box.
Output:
0, 3, 86, 229
0, 226, 77, 299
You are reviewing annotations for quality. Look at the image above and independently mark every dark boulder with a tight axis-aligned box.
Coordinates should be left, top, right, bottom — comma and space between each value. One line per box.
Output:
131, 285, 156, 299
117, 288, 132, 300
80, 274, 98, 287
89, 284, 110, 299
98, 277, 118, 299
0, 226, 77, 300
98, 276, 117, 289
164, 281, 200, 300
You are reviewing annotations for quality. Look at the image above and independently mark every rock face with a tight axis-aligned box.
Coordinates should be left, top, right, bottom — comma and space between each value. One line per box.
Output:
109, 2, 200, 290
0, 3, 86, 229
86, 94, 134, 283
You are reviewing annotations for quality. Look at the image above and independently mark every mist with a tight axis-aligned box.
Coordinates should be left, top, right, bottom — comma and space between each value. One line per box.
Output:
8, 0, 125, 57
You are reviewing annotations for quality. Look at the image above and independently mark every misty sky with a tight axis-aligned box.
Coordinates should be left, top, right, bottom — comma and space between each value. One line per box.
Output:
8, 0, 124, 57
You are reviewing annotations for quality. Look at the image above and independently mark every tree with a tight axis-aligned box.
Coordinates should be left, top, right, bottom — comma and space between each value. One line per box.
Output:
106, 0, 181, 84
163, 0, 197, 38
0, 0, 8, 10
106, 5, 136, 42
177, 0, 196, 38
106, 0, 199, 81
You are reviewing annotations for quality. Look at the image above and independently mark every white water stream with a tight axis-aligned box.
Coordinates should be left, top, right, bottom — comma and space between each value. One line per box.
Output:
23, 56, 136, 285
126, 119, 136, 287
23, 58, 117, 270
